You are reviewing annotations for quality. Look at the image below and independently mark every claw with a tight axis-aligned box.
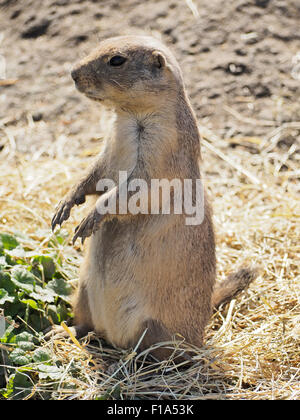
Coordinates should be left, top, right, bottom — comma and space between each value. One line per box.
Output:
52, 216, 59, 231
71, 209, 103, 246
51, 202, 71, 231
73, 217, 91, 245
72, 225, 82, 244
61, 207, 70, 222
72, 231, 85, 245
51, 191, 86, 232
51, 217, 58, 232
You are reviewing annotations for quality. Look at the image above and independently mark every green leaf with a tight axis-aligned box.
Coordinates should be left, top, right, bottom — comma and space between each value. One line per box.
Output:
0, 288, 15, 304
0, 270, 16, 294
3, 372, 32, 399
0, 233, 19, 251
55, 301, 71, 323
0, 314, 5, 338
0, 256, 8, 267
20, 298, 41, 311
10, 266, 36, 293
0, 318, 16, 343
37, 364, 64, 380
3, 301, 26, 319
31, 285, 56, 303
36, 255, 56, 280
32, 348, 51, 363
5, 246, 27, 259
46, 304, 59, 324
47, 278, 72, 302
29, 313, 50, 333
1, 374, 15, 399
15, 332, 35, 351
9, 348, 32, 366
15, 332, 34, 343
16, 340, 35, 351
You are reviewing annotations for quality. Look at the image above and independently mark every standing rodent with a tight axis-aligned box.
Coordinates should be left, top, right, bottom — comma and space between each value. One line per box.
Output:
50, 35, 258, 360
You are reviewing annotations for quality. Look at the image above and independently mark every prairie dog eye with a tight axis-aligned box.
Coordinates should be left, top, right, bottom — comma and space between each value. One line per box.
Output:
108, 55, 127, 67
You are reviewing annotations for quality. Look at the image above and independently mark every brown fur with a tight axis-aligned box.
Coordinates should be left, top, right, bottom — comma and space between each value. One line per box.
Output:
50, 35, 258, 359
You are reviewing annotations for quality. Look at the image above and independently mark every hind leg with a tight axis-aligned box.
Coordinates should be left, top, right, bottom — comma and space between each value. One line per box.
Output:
72, 283, 94, 335
137, 319, 193, 362
44, 283, 94, 340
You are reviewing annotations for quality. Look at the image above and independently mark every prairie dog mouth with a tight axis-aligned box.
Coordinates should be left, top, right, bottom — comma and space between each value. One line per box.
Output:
73, 84, 103, 101
85, 94, 103, 102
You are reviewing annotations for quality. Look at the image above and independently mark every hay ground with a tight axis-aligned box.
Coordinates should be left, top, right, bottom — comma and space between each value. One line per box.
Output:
0, 108, 299, 400
0, 0, 299, 400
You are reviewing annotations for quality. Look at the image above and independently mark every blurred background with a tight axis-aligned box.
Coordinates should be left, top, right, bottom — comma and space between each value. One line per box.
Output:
0, 0, 300, 159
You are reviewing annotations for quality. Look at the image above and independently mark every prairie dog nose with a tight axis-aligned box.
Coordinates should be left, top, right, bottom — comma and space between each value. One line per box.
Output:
71, 68, 80, 83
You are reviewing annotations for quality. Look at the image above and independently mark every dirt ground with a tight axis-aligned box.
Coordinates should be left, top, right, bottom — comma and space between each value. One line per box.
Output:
1, 0, 300, 155
0, 0, 299, 400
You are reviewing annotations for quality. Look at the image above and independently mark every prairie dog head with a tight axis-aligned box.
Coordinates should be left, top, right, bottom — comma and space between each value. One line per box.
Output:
71, 35, 183, 112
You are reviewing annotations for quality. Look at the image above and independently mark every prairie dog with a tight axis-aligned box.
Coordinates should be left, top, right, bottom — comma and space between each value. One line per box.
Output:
50, 35, 258, 360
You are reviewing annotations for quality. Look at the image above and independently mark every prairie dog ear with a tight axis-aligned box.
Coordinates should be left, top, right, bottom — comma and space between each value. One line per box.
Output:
152, 50, 167, 69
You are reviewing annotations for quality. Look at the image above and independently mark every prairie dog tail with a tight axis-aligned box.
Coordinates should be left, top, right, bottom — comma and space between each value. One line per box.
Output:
212, 267, 260, 310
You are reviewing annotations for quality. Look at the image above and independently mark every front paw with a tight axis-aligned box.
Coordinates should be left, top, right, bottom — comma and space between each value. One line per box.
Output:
52, 191, 85, 231
72, 209, 103, 245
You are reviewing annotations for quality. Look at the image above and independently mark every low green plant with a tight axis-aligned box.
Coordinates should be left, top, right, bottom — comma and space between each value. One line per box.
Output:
0, 231, 74, 399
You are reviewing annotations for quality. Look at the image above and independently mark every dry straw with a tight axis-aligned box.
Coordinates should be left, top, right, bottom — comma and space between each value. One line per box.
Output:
0, 106, 299, 399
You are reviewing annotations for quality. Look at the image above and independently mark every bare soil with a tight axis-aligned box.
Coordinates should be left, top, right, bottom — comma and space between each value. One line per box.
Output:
1, 0, 300, 156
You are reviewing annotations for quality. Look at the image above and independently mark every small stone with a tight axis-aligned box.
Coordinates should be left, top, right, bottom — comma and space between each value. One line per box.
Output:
32, 112, 43, 122
21, 19, 51, 39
